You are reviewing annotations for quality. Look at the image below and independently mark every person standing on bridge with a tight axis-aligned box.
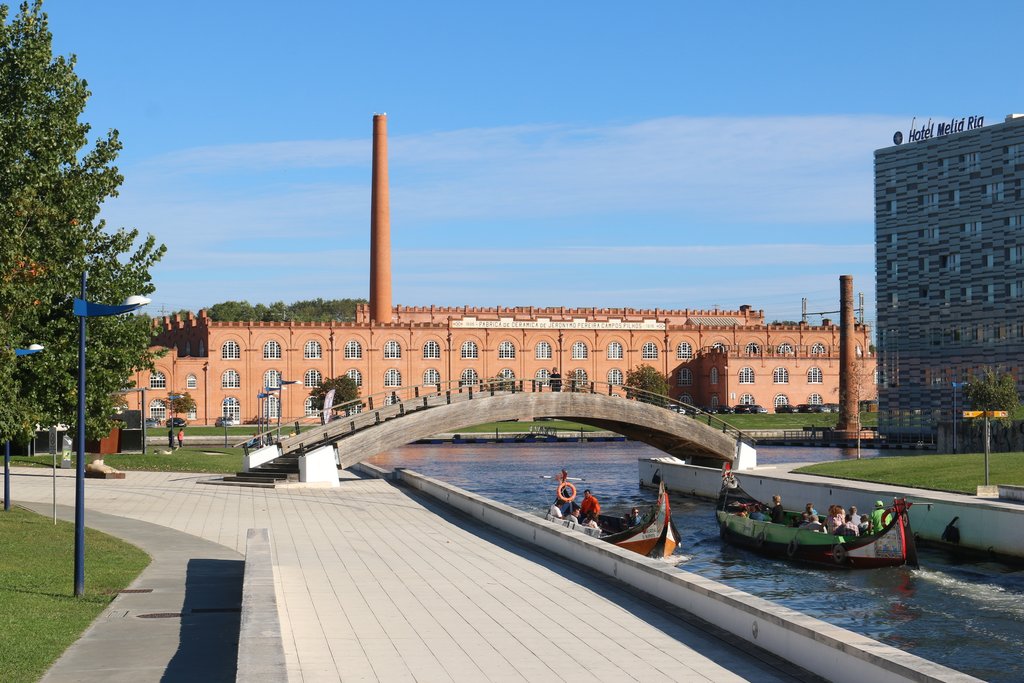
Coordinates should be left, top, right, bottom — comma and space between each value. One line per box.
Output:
549, 368, 561, 392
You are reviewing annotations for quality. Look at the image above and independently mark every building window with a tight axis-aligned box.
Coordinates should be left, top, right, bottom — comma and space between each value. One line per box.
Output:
808, 393, 823, 406
964, 221, 982, 235
186, 374, 198, 389
423, 368, 441, 385
149, 372, 166, 389
773, 367, 789, 384
739, 393, 755, 406
809, 343, 825, 356
889, 199, 898, 216
497, 368, 515, 380
571, 341, 588, 360
1009, 144, 1021, 165
535, 341, 553, 360
423, 340, 441, 359
744, 342, 761, 356
710, 367, 719, 385
774, 394, 789, 408
676, 342, 693, 360
344, 340, 362, 359
384, 369, 402, 387
738, 367, 755, 384
711, 342, 727, 353
303, 340, 322, 359
184, 341, 191, 356
186, 406, 197, 420
679, 393, 693, 405
807, 367, 823, 384
963, 152, 980, 172
346, 368, 362, 387
678, 368, 692, 386
222, 370, 240, 389
221, 341, 240, 359
304, 397, 318, 417
199, 341, 205, 357
710, 395, 720, 409
264, 370, 281, 389
951, 189, 960, 208
264, 395, 279, 420
384, 340, 402, 359
985, 182, 1004, 202
535, 368, 550, 385
304, 369, 322, 388
641, 342, 658, 359
149, 399, 167, 421
777, 343, 794, 356
263, 341, 282, 360
460, 368, 479, 387
607, 342, 624, 360
461, 341, 479, 359
222, 397, 240, 421
498, 341, 516, 359
571, 369, 588, 386
607, 368, 623, 386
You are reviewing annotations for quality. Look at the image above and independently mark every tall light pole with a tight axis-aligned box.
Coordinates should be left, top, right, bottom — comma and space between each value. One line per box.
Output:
4, 345, 44, 512
951, 381, 964, 454
73, 272, 149, 597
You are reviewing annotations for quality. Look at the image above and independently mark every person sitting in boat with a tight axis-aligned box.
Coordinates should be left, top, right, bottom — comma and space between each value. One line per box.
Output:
749, 504, 767, 521
624, 507, 642, 527
770, 495, 785, 524
840, 514, 860, 537
579, 489, 601, 520
826, 505, 845, 535
804, 502, 818, 517
583, 513, 600, 529
870, 500, 887, 534
564, 506, 580, 524
847, 505, 862, 529
549, 503, 563, 518
799, 514, 825, 532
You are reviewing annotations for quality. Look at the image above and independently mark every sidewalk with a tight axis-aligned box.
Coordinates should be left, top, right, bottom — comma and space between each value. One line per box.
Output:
9, 467, 815, 682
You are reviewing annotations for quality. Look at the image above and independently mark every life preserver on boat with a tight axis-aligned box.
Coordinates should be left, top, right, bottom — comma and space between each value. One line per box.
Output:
755, 530, 766, 548
556, 482, 577, 502
786, 539, 799, 558
832, 544, 848, 565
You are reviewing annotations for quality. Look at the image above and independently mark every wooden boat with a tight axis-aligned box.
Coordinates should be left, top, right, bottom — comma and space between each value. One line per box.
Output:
545, 480, 680, 559
716, 470, 919, 569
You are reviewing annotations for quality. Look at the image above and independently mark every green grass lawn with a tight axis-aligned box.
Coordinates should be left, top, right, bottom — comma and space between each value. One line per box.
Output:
0, 507, 150, 683
794, 452, 1024, 494
11, 448, 244, 474
720, 411, 878, 430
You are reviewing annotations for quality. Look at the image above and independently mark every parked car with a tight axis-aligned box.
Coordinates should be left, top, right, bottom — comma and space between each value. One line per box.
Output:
749, 404, 768, 414
144, 418, 161, 428
797, 404, 824, 414
166, 417, 187, 427
215, 416, 238, 427
774, 404, 796, 414
821, 403, 840, 413
732, 405, 752, 414
709, 405, 733, 414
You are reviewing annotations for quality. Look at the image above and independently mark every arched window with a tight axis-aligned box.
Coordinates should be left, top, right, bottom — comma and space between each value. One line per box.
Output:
740, 393, 755, 405
774, 394, 789, 408
777, 343, 794, 356
607, 342, 624, 360
745, 342, 761, 356
149, 399, 167, 421
460, 368, 479, 386
222, 397, 240, 421
607, 368, 623, 385
384, 369, 402, 387
642, 342, 659, 359
497, 368, 515, 380
344, 340, 362, 359
423, 368, 441, 385
808, 393, 823, 405
571, 341, 588, 359
263, 340, 282, 359
423, 340, 441, 359
304, 369, 322, 388
678, 368, 693, 386
498, 341, 516, 359
810, 342, 826, 356
710, 367, 719, 385
535, 341, 553, 360
677, 342, 693, 360
571, 369, 588, 384
738, 367, 755, 384
264, 395, 279, 419
679, 393, 693, 405
535, 368, 550, 385
149, 371, 166, 389
304, 397, 318, 417
188, 405, 198, 420
710, 394, 720, 408
773, 367, 789, 384
222, 370, 240, 389
221, 341, 240, 360
346, 368, 362, 386
184, 341, 191, 356
807, 367, 823, 384
461, 341, 479, 359
711, 342, 727, 353
264, 370, 281, 389
186, 374, 197, 389
383, 340, 402, 359
304, 340, 322, 359
198, 341, 205, 357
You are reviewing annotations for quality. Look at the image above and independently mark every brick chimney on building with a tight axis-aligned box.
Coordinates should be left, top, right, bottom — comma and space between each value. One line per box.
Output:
369, 113, 393, 324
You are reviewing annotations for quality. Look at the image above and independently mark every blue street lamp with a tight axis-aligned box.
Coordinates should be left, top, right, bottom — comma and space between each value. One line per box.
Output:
4, 344, 44, 512
73, 272, 149, 597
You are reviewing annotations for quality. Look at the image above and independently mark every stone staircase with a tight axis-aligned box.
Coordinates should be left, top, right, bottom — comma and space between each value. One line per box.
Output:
216, 453, 301, 488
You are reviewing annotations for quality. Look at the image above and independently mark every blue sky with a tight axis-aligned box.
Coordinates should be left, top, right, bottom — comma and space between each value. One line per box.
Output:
40, 1, 1024, 325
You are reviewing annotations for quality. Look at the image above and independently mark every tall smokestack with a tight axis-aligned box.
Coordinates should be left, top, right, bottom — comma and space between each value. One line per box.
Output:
837, 275, 859, 433
369, 113, 392, 324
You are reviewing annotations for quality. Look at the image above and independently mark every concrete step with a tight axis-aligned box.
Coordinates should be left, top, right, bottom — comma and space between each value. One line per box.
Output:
208, 477, 280, 489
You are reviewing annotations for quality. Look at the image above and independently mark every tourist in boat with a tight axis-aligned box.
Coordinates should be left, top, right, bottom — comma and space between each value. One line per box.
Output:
848, 505, 861, 528
827, 505, 845, 534
749, 504, 767, 521
870, 500, 887, 533
840, 514, 860, 537
579, 489, 601, 520
804, 502, 818, 517
548, 503, 563, 518
624, 507, 642, 527
799, 514, 825, 532
770, 495, 785, 524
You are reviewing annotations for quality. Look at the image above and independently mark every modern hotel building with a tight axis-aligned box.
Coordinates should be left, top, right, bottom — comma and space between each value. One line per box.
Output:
875, 113, 1024, 437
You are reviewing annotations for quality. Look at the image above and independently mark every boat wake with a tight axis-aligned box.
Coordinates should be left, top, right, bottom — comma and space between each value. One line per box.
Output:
915, 567, 1024, 620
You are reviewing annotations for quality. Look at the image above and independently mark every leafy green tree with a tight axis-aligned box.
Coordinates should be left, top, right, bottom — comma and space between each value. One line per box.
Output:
964, 368, 1020, 414
168, 392, 196, 422
206, 300, 258, 322
308, 376, 360, 414
0, 2, 165, 443
625, 364, 670, 403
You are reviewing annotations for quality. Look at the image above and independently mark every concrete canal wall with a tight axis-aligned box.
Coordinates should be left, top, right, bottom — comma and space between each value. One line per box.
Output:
354, 462, 981, 683
639, 456, 1024, 561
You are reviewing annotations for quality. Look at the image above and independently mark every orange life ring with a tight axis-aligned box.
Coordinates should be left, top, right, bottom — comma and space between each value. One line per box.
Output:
556, 481, 577, 502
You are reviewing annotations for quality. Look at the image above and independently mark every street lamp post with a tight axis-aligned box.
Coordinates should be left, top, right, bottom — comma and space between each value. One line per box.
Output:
951, 381, 964, 454
73, 272, 149, 597
257, 391, 270, 445
4, 344, 44, 512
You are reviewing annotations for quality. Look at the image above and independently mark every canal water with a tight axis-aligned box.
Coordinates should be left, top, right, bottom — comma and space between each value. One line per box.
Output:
369, 442, 1024, 682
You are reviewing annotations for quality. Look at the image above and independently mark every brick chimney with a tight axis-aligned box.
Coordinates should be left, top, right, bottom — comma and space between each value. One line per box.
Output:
369, 113, 393, 324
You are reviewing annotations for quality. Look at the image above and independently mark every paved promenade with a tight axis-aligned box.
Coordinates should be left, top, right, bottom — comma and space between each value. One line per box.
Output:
8, 466, 813, 682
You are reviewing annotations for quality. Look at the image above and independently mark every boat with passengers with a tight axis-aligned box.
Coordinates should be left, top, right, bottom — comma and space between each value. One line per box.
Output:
716, 468, 918, 569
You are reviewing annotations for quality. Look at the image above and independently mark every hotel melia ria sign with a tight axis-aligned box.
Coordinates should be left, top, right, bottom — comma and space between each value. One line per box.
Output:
893, 115, 984, 145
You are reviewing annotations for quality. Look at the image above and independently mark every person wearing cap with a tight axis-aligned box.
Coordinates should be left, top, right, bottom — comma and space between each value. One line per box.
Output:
870, 500, 887, 534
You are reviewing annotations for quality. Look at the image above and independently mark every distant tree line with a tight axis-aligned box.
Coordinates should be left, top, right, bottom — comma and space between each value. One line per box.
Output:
176, 298, 368, 323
